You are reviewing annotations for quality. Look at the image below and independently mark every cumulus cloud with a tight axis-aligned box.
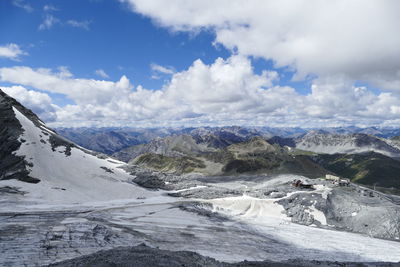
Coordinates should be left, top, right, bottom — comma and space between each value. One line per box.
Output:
0, 86, 58, 122
94, 69, 110, 79
2, 56, 400, 127
66, 20, 91, 30
0, 44, 27, 61
0, 66, 131, 107
121, 0, 400, 91
162, 56, 281, 116
0, 56, 285, 126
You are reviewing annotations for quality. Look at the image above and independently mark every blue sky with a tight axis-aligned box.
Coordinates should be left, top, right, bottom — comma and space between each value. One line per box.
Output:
1, 0, 399, 127
0, 0, 307, 100
0, 0, 231, 103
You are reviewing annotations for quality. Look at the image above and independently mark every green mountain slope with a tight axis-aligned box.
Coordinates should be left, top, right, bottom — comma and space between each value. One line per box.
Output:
132, 137, 328, 178
309, 152, 400, 189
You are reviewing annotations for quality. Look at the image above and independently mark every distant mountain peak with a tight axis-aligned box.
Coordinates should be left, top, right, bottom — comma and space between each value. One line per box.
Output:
296, 131, 400, 157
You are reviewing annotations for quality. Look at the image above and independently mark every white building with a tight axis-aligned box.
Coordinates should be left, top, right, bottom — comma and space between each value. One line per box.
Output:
325, 174, 340, 182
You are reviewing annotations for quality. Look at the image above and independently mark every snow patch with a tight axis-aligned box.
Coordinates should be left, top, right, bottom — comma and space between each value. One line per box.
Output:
9, 107, 158, 205
173, 185, 207, 193
208, 195, 288, 220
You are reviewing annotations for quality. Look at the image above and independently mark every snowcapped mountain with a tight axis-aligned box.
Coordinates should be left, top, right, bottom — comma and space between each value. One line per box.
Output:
0, 90, 152, 205
295, 131, 400, 157
1, 90, 400, 266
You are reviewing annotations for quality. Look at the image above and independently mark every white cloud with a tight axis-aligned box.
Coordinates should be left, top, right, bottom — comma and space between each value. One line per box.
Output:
94, 69, 110, 79
303, 76, 374, 119
2, 56, 400, 127
2, 1, 397, 127
161, 56, 281, 116
66, 20, 91, 30
38, 5, 90, 31
0, 86, 58, 122
150, 63, 175, 75
12, 0, 33, 12
121, 0, 400, 91
39, 14, 60, 30
0, 66, 131, 107
43, 5, 58, 12
0, 44, 27, 61
0, 57, 284, 126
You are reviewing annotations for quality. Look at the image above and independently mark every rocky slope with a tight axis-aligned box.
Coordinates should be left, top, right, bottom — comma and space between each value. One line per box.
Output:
0, 90, 40, 183
387, 136, 400, 150
113, 134, 216, 162
112, 127, 267, 162
221, 137, 328, 177
48, 244, 400, 267
126, 136, 329, 178
295, 132, 400, 158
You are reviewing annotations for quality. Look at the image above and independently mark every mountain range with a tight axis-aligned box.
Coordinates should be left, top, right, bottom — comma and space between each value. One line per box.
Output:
104, 130, 400, 191
1, 89, 400, 266
57, 125, 400, 155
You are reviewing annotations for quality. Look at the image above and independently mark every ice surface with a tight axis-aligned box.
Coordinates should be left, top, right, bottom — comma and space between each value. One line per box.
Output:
206, 193, 400, 262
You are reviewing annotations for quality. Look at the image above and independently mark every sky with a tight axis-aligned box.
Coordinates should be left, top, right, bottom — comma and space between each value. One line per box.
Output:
1, 0, 400, 128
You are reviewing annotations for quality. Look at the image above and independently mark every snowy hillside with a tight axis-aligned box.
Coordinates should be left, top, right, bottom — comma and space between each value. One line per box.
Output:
0, 91, 154, 205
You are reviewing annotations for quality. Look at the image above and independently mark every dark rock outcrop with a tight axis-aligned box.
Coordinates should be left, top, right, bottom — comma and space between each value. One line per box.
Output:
0, 90, 39, 183
47, 244, 400, 267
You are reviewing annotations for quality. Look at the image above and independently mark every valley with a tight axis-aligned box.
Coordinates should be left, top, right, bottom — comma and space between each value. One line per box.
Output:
1, 90, 400, 266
